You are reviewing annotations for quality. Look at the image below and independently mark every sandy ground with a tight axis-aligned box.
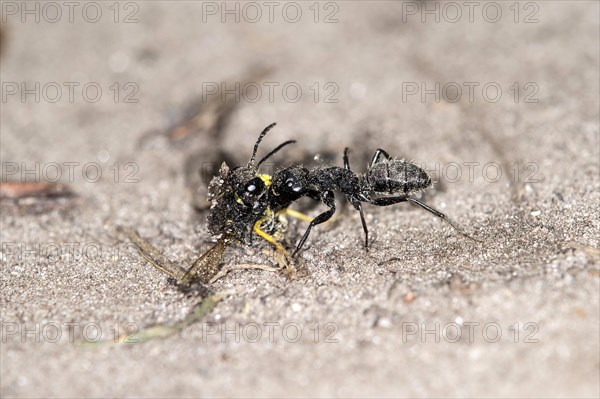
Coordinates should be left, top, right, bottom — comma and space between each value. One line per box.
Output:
1, 1, 599, 397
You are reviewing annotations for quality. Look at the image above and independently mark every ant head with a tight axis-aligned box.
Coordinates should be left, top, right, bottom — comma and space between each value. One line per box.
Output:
230, 122, 297, 208
234, 175, 269, 209
272, 165, 309, 197
208, 123, 296, 211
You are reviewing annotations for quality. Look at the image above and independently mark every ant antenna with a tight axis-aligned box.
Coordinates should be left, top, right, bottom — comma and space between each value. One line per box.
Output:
257, 140, 297, 168
249, 122, 277, 166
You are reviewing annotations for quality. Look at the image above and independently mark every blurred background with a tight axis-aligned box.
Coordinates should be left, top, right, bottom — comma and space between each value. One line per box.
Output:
1, 1, 599, 397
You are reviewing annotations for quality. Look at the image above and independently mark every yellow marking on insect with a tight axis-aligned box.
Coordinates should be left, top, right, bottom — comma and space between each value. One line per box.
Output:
279, 208, 338, 225
258, 174, 272, 187
278, 208, 313, 223
261, 207, 274, 220
234, 193, 243, 204
253, 218, 289, 257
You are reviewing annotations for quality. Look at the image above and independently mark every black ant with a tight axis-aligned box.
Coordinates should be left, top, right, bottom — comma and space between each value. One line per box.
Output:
123, 123, 476, 286
281, 146, 478, 257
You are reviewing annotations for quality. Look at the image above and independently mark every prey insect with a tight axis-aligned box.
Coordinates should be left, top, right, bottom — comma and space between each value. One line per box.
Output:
122, 123, 309, 285
124, 123, 477, 286
204, 122, 303, 261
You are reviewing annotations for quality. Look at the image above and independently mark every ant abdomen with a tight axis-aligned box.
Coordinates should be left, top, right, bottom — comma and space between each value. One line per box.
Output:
366, 160, 432, 195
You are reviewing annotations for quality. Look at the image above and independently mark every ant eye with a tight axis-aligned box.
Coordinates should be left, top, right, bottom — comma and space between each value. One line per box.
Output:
245, 178, 264, 193
284, 177, 304, 193
236, 177, 267, 207
239, 177, 265, 201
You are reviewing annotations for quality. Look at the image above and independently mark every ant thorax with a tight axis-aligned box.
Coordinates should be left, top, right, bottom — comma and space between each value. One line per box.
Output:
309, 166, 361, 196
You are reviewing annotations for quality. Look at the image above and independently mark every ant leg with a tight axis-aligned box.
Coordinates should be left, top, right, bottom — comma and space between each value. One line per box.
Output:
368, 196, 479, 241
253, 218, 290, 258
280, 208, 313, 223
370, 149, 392, 168
405, 198, 479, 241
252, 220, 292, 271
343, 151, 369, 247
343, 147, 351, 170
283, 189, 337, 225
307, 189, 322, 201
350, 199, 369, 250
292, 190, 336, 257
